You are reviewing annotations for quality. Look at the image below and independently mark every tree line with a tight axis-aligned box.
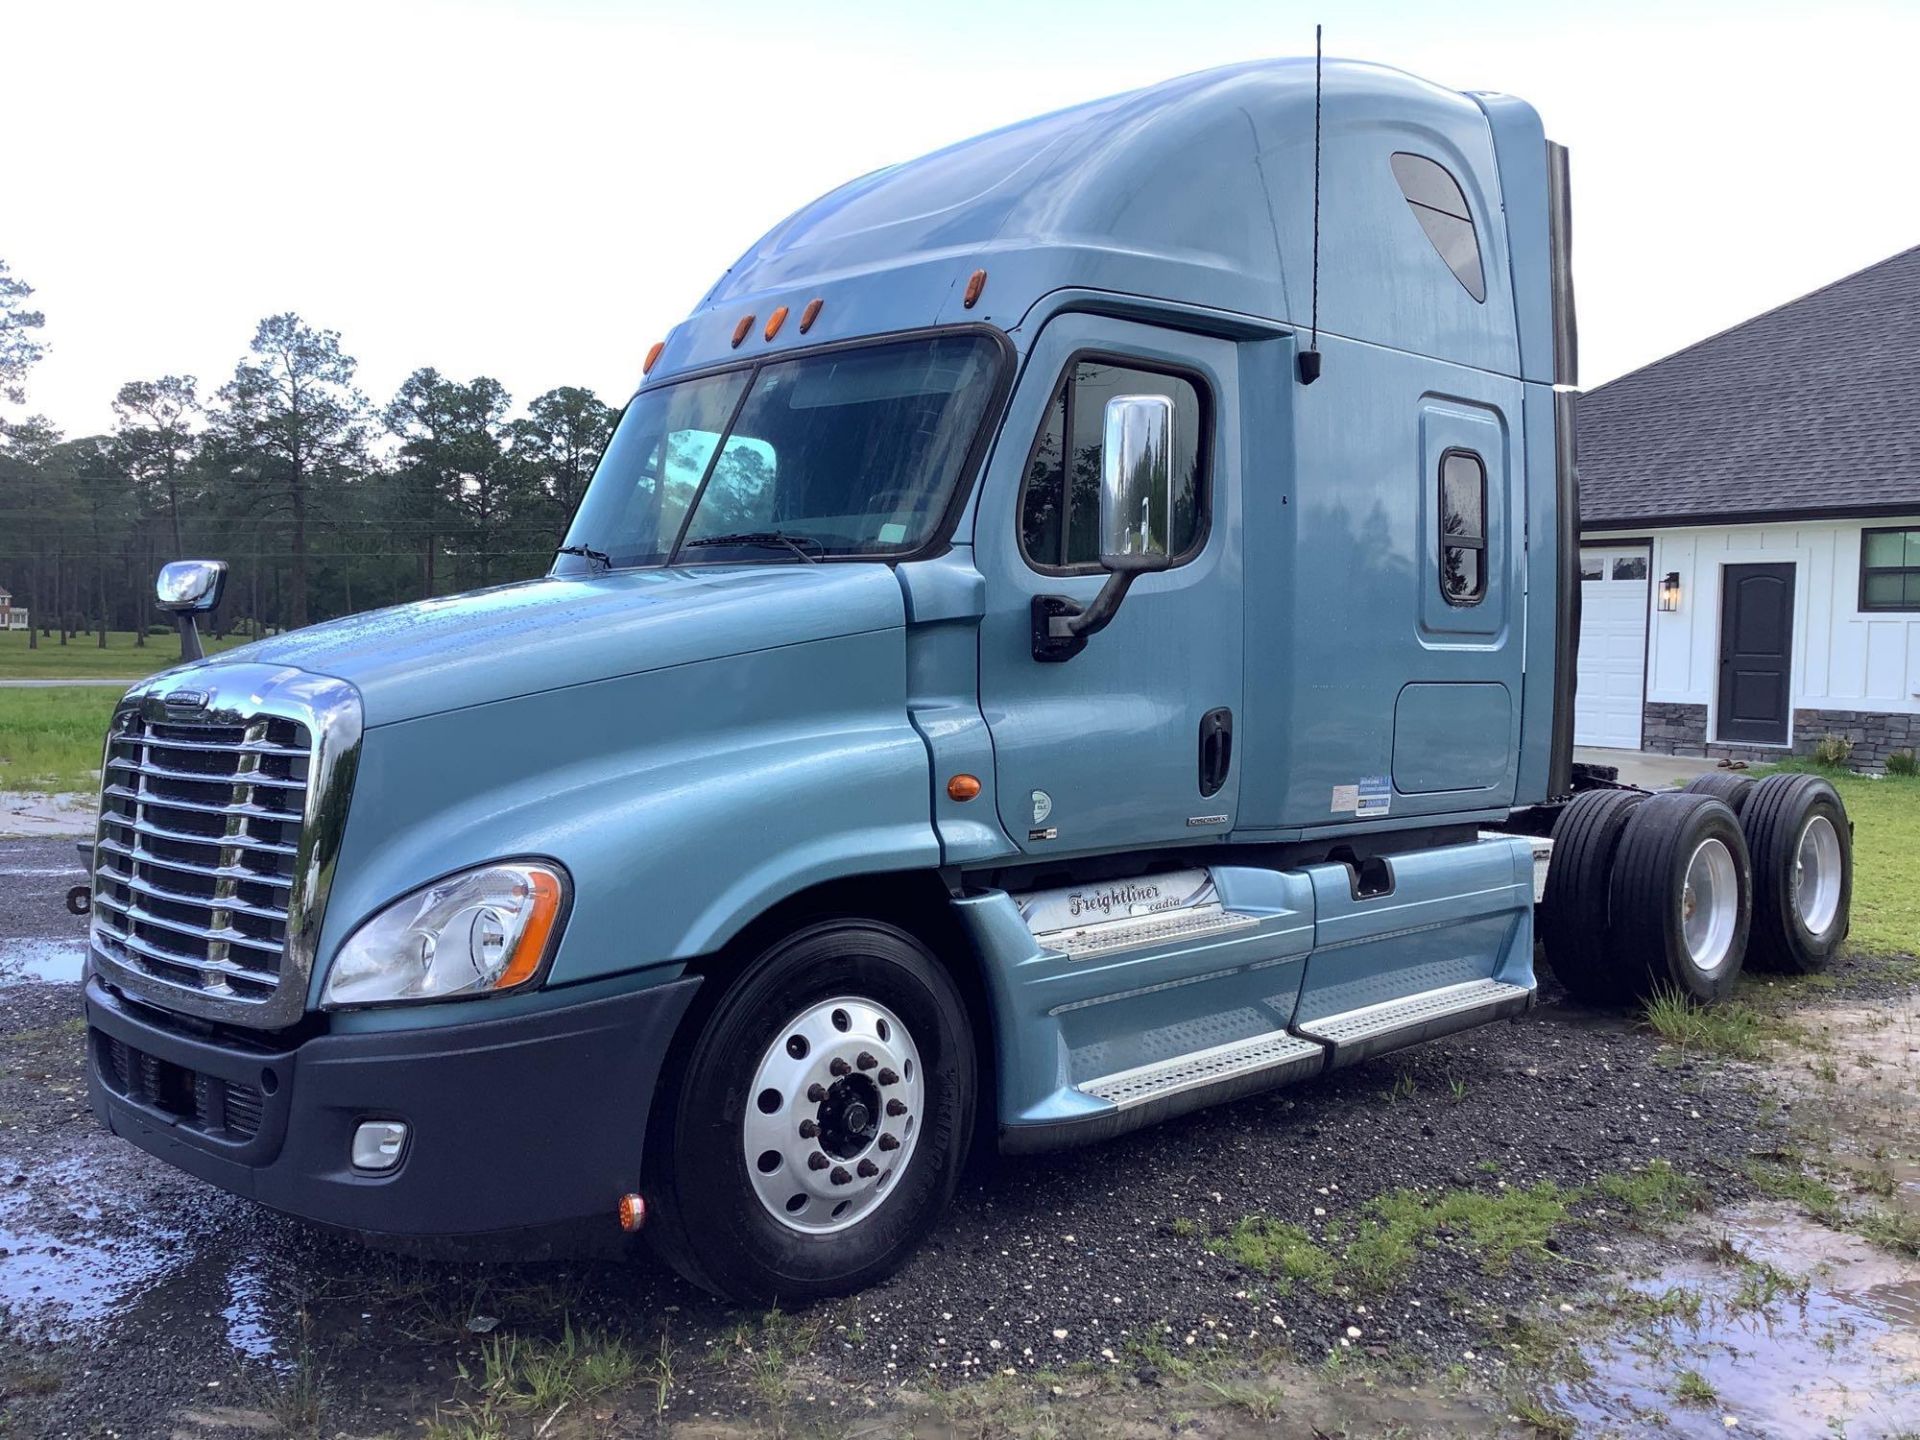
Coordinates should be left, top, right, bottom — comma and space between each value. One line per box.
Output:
0, 257, 618, 647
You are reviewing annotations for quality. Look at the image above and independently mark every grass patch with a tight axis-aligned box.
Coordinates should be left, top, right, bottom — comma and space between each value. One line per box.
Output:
0, 688, 118, 794
1598, 1160, 1708, 1221
0, 627, 249, 679
1759, 760, 1920, 956
1207, 1219, 1337, 1294
1745, 1158, 1841, 1219
429, 1321, 638, 1437
1642, 988, 1778, 1060
1214, 1182, 1577, 1295
1671, 1368, 1718, 1406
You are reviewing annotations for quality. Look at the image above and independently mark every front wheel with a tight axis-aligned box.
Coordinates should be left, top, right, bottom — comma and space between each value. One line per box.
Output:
643, 921, 975, 1302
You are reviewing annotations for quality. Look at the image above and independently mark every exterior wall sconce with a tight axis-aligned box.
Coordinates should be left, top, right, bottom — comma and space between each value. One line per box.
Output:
1658, 571, 1682, 612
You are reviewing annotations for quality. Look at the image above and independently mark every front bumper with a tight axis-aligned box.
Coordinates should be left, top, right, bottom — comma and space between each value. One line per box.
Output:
84, 971, 700, 1237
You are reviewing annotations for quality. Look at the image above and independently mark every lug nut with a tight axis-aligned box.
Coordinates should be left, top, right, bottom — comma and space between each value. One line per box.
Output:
830, 1166, 852, 1186
808, 1153, 829, 1171
807, 1083, 826, 1102
857, 1158, 879, 1178
877, 1067, 899, 1086
830, 1058, 852, 1077
797, 1119, 819, 1138
886, 1099, 908, 1117
856, 1051, 877, 1070
878, 1133, 900, 1151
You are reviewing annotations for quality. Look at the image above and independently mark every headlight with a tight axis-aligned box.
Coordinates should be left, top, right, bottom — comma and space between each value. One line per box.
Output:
321, 862, 567, 1008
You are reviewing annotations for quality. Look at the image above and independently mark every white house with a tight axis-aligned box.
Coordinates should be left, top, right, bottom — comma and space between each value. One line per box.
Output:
1574, 245, 1920, 772
0, 583, 26, 630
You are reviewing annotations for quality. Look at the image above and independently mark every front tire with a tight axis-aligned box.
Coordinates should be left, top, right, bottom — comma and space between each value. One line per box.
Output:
644, 921, 975, 1303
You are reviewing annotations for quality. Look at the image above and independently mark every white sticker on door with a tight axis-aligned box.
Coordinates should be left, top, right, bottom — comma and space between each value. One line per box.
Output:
1356, 775, 1391, 818
1330, 784, 1359, 814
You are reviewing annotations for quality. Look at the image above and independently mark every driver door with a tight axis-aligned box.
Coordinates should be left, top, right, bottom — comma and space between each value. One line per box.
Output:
974, 315, 1243, 857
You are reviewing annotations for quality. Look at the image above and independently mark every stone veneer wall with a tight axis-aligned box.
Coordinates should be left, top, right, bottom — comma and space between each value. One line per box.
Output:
1638, 701, 1920, 774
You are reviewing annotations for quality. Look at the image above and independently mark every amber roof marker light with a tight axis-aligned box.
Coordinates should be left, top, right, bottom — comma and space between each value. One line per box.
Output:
731, 315, 756, 348
642, 341, 664, 375
963, 269, 987, 308
799, 298, 824, 333
764, 305, 790, 341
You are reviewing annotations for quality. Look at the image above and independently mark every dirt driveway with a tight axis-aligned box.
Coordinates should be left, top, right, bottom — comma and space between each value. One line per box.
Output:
4, 834, 1920, 1439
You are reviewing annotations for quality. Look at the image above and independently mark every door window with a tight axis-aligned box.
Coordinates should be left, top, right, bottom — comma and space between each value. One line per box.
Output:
1018, 359, 1208, 574
1438, 450, 1488, 606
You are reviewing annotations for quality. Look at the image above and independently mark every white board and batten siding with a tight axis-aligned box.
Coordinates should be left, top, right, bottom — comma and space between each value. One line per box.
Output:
1584, 518, 1920, 746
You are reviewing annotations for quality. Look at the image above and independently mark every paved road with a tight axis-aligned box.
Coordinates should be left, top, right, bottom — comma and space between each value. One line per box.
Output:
0, 677, 138, 688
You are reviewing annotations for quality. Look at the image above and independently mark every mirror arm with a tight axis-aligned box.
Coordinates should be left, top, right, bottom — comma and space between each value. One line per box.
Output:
177, 612, 205, 663
1030, 557, 1164, 663
1061, 569, 1139, 640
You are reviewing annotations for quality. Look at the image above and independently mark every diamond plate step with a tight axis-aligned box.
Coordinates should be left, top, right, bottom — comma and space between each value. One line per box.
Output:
1081, 1030, 1325, 1110
1293, 977, 1532, 1066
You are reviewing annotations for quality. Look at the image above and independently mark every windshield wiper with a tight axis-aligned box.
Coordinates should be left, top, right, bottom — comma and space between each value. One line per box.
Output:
683, 531, 823, 564
554, 543, 612, 572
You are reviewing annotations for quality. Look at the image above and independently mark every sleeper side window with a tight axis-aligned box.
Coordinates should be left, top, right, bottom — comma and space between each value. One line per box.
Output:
1019, 359, 1207, 573
1391, 152, 1486, 303
1439, 449, 1488, 606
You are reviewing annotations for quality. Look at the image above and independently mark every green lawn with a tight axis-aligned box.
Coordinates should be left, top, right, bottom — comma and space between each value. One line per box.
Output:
0, 627, 250, 680
0, 688, 120, 793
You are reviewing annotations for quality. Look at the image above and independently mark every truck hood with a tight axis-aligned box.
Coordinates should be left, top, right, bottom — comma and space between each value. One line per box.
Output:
182, 566, 908, 726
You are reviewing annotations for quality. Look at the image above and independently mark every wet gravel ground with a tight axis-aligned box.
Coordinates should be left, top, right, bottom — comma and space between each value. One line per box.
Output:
0, 834, 1812, 1436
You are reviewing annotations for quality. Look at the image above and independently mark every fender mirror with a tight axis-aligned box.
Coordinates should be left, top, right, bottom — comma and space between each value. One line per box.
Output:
1032, 395, 1174, 662
155, 559, 228, 661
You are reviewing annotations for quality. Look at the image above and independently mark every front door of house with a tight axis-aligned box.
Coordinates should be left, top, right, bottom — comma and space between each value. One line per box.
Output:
1717, 563, 1795, 744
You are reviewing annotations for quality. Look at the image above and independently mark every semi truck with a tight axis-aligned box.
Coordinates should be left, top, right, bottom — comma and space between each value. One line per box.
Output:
81, 58, 1854, 1303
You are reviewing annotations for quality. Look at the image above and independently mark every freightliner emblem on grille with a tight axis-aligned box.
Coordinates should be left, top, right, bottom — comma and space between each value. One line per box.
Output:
161, 689, 209, 711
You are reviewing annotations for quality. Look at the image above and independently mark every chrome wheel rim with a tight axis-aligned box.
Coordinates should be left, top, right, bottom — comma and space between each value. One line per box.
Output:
1794, 814, 1843, 935
1680, 837, 1740, 975
743, 996, 924, 1235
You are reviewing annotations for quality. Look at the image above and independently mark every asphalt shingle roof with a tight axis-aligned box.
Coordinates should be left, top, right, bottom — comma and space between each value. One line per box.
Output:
1578, 245, 1920, 529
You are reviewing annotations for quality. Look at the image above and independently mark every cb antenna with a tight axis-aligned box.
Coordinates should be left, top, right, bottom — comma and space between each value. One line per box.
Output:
1297, 23, 1325, 385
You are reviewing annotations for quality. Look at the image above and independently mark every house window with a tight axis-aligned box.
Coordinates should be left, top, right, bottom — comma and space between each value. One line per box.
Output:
1390, 152, 1487, 303
1439, 450, 1487, 605
1861, 527, 1920, 610
1612, 555, 1648, 581
1019, 358, 1207, 573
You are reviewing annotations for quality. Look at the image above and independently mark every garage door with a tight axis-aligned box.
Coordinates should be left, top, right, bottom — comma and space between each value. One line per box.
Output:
1574, 546, 1649, 749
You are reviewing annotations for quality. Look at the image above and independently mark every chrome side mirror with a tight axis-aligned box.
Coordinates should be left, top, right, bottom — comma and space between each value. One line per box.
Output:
1097, 395, 1175, 572
155, 560, 228, 662
1032, 395, 1177, 662
156, 560, 228, 614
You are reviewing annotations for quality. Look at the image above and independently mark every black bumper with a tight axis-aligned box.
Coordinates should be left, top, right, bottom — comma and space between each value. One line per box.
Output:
85, 972, 700, 1237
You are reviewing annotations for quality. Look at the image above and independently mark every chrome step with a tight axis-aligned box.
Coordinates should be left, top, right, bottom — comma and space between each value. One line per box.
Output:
1015, 867, 1261, 961
1293, 978, 1531, 1065
1081, 1030, 1325, 1109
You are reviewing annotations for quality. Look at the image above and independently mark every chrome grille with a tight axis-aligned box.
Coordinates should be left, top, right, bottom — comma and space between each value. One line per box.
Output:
92, 713, 310, 1003
87, 667, 362, 1030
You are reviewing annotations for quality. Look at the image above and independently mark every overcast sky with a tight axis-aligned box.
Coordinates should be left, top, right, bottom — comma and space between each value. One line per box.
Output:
8, 0, 1917, 436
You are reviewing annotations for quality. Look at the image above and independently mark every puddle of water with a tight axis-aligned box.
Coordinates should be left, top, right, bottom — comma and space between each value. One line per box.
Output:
1555, 1204, 1920, 1437
0, 1156, 188, 1341
0, 937, 87, 985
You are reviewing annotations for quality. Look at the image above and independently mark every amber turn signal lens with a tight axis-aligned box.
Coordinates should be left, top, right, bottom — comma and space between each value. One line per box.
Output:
946, 774, 982, 802
799, 297, 823, 333
732, 315, 755, 348
494, 869, 564, 991
643, 341, 664, 375
617, 1193, 647, 1231
963, 269, 987, 308
764, 306, 789, 341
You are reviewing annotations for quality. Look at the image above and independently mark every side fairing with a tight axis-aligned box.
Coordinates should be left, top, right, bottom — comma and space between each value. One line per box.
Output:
311, 626, 936, 1006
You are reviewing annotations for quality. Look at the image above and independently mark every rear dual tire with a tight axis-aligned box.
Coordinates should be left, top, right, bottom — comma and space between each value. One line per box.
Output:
1741, 773, 1851, 974
1542, 790, 1753, 1005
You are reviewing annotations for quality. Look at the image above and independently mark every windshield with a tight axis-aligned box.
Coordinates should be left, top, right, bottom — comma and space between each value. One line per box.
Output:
555, 333, 1003, 571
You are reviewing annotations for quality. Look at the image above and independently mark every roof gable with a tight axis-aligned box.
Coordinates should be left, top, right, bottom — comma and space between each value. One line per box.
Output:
1578, 245, 1920, 527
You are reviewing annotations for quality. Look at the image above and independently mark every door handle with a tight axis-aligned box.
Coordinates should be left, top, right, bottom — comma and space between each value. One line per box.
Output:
1199, 708, 1234, 797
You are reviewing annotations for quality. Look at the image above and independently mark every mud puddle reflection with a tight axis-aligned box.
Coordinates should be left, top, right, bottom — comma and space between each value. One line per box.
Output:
0, 937, 86, 985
